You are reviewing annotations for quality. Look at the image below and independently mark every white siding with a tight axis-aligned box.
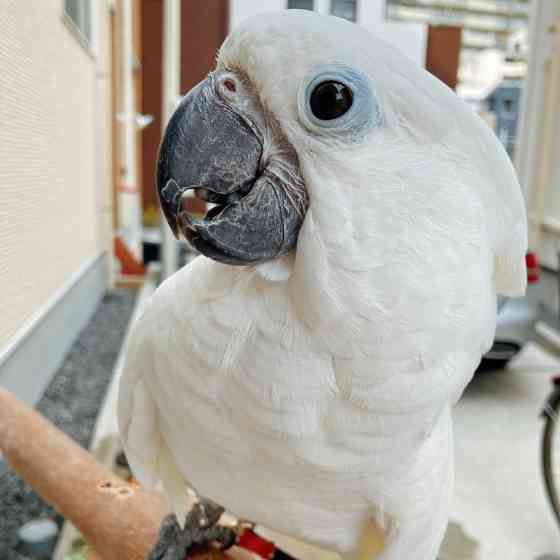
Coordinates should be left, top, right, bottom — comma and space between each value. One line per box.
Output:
0, 1, 113, 350
229, 0, 286, 30
360, 21, 427, 67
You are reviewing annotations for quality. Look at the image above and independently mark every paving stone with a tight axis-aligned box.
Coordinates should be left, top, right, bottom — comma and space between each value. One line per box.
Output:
0, 289, 135, 559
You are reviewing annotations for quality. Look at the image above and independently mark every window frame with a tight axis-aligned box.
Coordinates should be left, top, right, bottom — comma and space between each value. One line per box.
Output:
62, 0, 98, 58
330, 0, 358, 22
287, 0, 315, 11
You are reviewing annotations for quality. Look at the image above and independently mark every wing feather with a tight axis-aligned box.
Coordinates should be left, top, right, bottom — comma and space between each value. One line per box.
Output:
117, 307, 191, 524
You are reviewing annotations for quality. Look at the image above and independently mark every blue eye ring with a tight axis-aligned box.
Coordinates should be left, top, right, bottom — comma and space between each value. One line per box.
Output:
297, 64, 380, 134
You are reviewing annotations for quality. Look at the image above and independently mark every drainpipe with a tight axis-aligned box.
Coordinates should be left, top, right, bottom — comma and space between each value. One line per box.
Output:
161, 0, 182, 279
119, 0, 142, 260
531, 17, 560, 250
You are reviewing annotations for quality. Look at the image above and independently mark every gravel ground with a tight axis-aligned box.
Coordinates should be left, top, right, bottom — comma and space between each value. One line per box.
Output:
0, 289, 136, 559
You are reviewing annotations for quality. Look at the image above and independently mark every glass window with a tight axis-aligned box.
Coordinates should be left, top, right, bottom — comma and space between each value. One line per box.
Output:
331, 0, 357, 21
64, 0, 92, 44
287, 0, 314, 10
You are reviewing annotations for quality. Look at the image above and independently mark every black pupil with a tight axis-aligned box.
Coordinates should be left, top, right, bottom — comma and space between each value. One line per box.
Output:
310, 81, 353, 121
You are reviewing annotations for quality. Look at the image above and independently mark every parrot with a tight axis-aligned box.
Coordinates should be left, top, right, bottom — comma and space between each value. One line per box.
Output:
118, 9, 527, 560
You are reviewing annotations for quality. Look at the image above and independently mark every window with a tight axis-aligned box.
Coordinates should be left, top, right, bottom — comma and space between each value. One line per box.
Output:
287, 0, 314, 10
331, 0, 357, 21
64, 0, 92, 45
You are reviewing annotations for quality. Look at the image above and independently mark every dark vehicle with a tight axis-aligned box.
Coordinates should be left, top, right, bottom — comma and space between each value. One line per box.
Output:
477, 252, 540, 372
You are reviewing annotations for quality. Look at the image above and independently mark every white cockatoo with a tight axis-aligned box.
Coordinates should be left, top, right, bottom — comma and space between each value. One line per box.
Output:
118, 10, 527, 560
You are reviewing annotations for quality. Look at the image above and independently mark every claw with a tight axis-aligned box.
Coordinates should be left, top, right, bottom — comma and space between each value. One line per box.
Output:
148, 499, 235, 560
195, 498, 225, 528
148, 514, 185, 560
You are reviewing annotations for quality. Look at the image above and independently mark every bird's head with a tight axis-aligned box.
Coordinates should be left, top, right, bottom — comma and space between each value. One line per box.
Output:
158, 10, 526, 297
157, 10, 380, 266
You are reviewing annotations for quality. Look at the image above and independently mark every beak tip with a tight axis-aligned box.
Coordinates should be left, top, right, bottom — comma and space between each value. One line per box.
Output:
169, 224, 180, 240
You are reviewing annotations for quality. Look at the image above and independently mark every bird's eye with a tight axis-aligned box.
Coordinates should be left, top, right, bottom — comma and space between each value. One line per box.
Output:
310, 81, 353, 121
298, 64, 380, 134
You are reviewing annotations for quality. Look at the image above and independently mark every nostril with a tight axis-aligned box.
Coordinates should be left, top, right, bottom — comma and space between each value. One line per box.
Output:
223, 79, 236, 93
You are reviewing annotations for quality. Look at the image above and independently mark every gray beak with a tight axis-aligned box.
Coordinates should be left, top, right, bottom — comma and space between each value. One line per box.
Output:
157, 72, 307, 266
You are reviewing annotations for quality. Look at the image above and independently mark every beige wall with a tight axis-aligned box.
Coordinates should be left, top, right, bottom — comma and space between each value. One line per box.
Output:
0, 0, 113, 349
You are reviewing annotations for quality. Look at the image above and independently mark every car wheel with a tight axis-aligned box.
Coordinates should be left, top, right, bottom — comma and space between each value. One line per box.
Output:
476, 340, 522, 373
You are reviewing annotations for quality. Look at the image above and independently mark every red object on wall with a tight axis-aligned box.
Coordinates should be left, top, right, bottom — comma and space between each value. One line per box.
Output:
526, 251, 540, 284
114, 236, 145, 276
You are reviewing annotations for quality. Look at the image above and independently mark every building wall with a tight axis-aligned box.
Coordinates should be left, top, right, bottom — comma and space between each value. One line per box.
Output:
515, 0, 560, 266
95, 0, 115, 277
141, 0, 164, 216
0, 1, 112, 351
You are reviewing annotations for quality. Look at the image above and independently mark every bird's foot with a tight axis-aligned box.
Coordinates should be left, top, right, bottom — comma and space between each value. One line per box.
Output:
148, 498, 236, 560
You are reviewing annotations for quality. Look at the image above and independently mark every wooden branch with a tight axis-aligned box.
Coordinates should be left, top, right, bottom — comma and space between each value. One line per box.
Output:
0, 387, 385, 559
0, 388, 226, 560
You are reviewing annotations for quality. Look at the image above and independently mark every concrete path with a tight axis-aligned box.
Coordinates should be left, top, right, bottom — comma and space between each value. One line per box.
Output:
448, 342, 560, 559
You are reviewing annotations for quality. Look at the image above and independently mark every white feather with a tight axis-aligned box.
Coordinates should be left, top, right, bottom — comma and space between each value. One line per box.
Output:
119, 10, 527, 559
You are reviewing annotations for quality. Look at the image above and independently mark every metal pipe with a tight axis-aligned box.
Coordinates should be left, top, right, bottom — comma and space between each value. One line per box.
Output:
531, 17, 560, 250
119, 0, 142, 259
161, 0, 182, 279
